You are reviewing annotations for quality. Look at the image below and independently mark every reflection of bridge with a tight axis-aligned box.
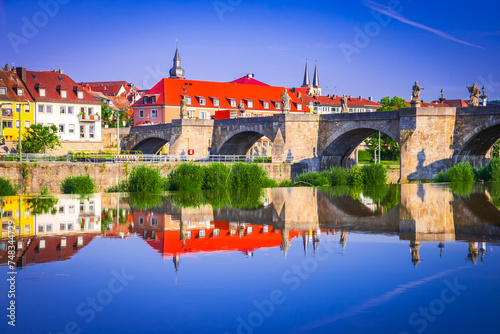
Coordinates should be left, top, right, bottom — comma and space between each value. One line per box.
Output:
122, 106, 500, 181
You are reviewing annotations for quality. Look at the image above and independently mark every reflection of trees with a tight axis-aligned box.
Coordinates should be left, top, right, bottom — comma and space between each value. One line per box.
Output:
128, 192, 165, 211
24, 196, 59, 215
449, 182, 474, 197
486, 182, 500, 208
168, 189, 266, 210
321, 185, 400, 214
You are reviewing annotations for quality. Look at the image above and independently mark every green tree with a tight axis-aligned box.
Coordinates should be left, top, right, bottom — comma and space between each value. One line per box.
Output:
364, 133, 400, 161
377, 96, 408, 112
22, 124, 61, 153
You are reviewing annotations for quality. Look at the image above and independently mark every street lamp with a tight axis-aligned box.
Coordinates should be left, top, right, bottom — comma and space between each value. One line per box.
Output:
115, 108, 127, 154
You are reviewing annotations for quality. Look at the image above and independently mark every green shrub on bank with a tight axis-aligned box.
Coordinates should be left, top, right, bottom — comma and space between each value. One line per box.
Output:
229, 163, 274, 189
476, 158, 500, 182
434, 162, 476, 183
348, 165, 364, 186
168, 163, 205, 191
278, 179, 293, 187
295, 171, 331, 187
0, 177, 19, 196
127, 165, 167, 193
330, 167, 350, 186
203, 163, 231, 190
362, 164, 387, 185
61, 174, 97, 194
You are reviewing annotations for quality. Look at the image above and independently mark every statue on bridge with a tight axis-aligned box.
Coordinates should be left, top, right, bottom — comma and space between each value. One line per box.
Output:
341, 95, 348, 113
467, 83, 480, 107
180, 97, 188, 119
238, 100, 245, 116
281, 89, 291, 114
411, 81, 424, 106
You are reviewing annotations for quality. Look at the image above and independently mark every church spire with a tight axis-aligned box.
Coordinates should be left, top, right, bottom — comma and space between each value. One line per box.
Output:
301, 59, 310, 87
313, 61, 320, 88
169, 42, 185, 79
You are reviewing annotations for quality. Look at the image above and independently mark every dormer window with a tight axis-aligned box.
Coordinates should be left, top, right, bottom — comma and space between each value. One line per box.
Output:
151, 96, 156, 104
213, 98, 220, 107
199, 98, 206, 105
297, 103, 303, 111
39, 88, 46, 97
185, 97, 192, 104
230, 100, 237, 108
60, 89, 67, 98
263, 101, 269, 109
144, 96, 148, 104
77, 91, 84, 99
17, 88, 24, 96
275, 102, 281, 109
247, 100, 254, 108
0, 87, 6, 95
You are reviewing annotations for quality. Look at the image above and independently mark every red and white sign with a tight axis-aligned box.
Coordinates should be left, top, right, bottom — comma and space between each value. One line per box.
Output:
188, 149, 195, 156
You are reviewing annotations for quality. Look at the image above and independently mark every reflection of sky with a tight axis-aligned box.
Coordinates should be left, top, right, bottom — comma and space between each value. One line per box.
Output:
1, 233, 499, 334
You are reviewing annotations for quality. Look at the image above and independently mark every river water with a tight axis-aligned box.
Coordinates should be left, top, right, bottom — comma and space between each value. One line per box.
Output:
1, 184, 500, 334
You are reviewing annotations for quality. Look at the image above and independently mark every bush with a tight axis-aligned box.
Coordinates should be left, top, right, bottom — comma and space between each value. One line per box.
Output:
203, 163, 231, 190
348, 165, 364, 186
127, 165, 166, 193
358, 150, 373, 162
168, 163, 205, 191
434, 162, 476, 183
60, 174, 97, 194
0, 177, 19, 196
476, 158, 500, 182
362, 164, 387, 185
228, 163, 272, 189
278, 179, 293, 187
330, 167, 350, 186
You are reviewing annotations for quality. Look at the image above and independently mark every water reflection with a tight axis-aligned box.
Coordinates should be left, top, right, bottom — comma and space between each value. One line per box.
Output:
2, 184, 500, 269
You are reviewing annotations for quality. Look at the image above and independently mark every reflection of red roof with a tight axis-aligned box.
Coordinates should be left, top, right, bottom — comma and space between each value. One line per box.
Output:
230, 75, 270, 86
133, 78, 308, 112
139, 222, 300, 257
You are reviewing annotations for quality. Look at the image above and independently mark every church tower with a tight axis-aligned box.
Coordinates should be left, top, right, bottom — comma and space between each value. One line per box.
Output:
169, 44, 185, 79
301, 60, 310, 88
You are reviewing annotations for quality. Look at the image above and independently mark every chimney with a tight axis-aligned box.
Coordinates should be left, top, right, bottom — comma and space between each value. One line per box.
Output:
359, 96, 362, 100
16, 67, 26, 82
369, 97, 373, 101
59, 69, 63, 74
247, 73, 254, 79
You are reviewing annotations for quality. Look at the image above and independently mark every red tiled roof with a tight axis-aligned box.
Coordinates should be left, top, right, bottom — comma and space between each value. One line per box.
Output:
0, 70, 34, 102
24, 70, 100, 104
300, 94, 382, 108
405, 101, 451, 108
81, 81, 130, 87
230, 75, 270, 86
133, 78, 308, 112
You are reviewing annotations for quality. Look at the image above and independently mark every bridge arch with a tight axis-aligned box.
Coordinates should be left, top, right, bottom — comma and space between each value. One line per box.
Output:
320, 127, 400, 169
455, 122, 500, 165
215, 130, 276, 156
131, 137, 169, 155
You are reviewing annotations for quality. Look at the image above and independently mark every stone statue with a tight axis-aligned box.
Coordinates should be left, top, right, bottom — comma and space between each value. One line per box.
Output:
411, 81, 424, 105
281, 89, 291, 114
238, 100, 245, 115
467, 83, 480, 107
341, 95, 348, 113
180, 97, 187, 119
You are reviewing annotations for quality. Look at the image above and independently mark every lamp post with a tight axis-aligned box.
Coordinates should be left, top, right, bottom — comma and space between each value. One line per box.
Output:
115, 108, 126, 154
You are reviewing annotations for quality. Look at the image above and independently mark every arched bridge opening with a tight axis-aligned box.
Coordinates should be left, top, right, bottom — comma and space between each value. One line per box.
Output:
456, 123, 500, 167
132, 138, 169, 155
217, 131, 272, 156
321, 128, 400, 169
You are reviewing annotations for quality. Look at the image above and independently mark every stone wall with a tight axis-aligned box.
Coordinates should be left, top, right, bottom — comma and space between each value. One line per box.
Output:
101, 128, 130, 150
2, 140, 104, 155
0, 162, 291, 194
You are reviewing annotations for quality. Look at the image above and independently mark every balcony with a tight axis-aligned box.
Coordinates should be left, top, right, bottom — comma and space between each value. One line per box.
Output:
79, 114, 100, 122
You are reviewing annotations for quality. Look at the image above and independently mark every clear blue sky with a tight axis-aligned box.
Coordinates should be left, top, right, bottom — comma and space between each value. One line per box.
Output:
1, 0, 499, 101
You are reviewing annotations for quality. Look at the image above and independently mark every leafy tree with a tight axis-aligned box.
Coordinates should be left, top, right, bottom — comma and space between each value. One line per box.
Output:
22, 124, 61, 153
364, 133, 400, 161
377, 96, 408, 112
99, 99, 130, 128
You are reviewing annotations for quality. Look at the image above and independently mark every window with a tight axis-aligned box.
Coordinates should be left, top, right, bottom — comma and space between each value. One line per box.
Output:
143, 96, 148, 104
187, 110, 194, 118
139, 110, 144, 118
151, 110, 158, 119
24, 105, 30, 113
25, 210, 31, 218
89, 125, 94, 138
68, 224, 73, 231
185, 97, 192, 104
200, 111, 209, 119
68, 205, 75, 214
59, 124, 65, 133
60, 90, 67, 98
151, 217, 158, 226
77, 91, 84, 99
69, 124, 75, 134
139, 217, 144, 226
0, 87, 6, 95
297, 104, 303, 111
213, 99, 220, 107
17, 88, 24, 96
263, 225, 269, 233
80, 107, 85, 114
24, 225, 30, 235
46, 105, 52, 114
213, 229, 220, 237
199, 230, 206, 238
80, 201, 85, 211
39, 88, 46, 97
199, 98, 206, 105
38, 225, 44, 233
38, 105, 44, 113
88, 107, 94, 115
2, 121, 13, 128
185, 231, 192, 239
80, 125, 85, 138
25, 120, 30, 128
59, 206, 65, 214
247, 101, 254, 108
89, 200, 94, 211
230, 100, 237, 107
46, 224, 52, 232
151, 96, 156, 104
68, 106, 73, 115
275, 103, 281, 109
263, 102, 269, 109
60, 106, 66, 114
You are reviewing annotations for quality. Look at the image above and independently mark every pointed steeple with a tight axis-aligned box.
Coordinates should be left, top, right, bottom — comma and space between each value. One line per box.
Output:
313, 61, 320, 88
301, 59, 310, 87
169, 42, 185, 79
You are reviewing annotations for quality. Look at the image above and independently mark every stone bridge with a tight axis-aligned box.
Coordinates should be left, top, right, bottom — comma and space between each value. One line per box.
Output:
122, 106, 500, 181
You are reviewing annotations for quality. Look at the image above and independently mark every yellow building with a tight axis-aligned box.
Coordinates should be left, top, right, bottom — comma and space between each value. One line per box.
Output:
0, 196, 35, 238
0, 67, 35, 147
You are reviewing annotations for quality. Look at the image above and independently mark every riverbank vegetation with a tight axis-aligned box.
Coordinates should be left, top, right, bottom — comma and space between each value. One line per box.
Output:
294, 164, 388, 187
61, 174, 97, 194
0, 177, 19, 196
434, 159, 500, 183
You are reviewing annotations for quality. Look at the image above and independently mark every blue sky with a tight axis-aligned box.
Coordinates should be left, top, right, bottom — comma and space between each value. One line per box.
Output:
0, 0, 499, 101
